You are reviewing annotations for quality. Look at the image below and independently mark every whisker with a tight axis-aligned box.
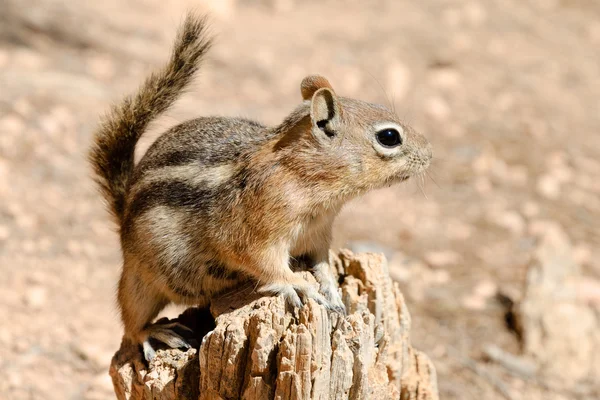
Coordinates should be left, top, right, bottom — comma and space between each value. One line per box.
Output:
365, 69, 395, 112
430, 157, 449, 163
425, 164, 441, 173
425, 170, 441, 189
402, 107, 411, 124
413, 172, 428, 200
390, 89, 397, 114
420, 173, 429, 200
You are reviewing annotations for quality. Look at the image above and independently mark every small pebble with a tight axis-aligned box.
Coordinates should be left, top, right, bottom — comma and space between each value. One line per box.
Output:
0, 115, 26, 133
0, 225, 9, 241
424, 250, 461, 268
474, 279, 498, 298
461, 294, 486, 310
536, 174, 560, 199
464, 2, 487, 26
490, 210, 525, 235
573, 244, 591, 265
24, 286, 47, 310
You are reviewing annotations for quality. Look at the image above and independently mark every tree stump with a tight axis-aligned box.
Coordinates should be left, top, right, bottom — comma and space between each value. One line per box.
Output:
109, 250, 439, 400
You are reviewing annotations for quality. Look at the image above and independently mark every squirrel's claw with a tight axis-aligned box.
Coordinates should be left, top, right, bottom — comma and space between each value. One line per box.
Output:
260, 281, 342, 313
321, 284, 346, 315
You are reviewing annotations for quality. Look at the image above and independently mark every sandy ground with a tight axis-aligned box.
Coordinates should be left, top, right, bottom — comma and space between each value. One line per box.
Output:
0, 0, 599, 399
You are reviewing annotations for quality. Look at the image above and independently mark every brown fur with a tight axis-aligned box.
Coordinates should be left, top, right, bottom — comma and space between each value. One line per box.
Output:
88, 13, 212, 224
89, 13, 432, 360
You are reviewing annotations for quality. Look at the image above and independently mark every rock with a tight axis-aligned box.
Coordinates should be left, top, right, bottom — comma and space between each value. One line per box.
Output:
536, 174, 561, 199
516, 222, 600, 386
347, 241, 396, 260
24, 286, 47, 310
0, 114, 25, 134
576, 278, 600, 306
474, 279, 498, 298
573, 243, 592, 266
424, 250, 461, 268
483, 345, 538, 378
461, 280, 498, 311
109, 251, 439, 400
461, 294, 486, 311
0, 224, 9, 241
488, 210, 525, 235
463, 2, 487, 26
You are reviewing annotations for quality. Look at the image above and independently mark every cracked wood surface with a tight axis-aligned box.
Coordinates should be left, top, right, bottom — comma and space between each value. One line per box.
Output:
110, 250, 439, 399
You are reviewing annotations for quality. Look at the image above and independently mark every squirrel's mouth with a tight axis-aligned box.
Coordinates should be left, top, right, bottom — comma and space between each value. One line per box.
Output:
383, 175, 410, 187
381, 174, 410, 188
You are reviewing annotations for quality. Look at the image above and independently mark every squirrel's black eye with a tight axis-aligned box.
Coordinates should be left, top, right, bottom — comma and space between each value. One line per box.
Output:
376, 128, 402, 147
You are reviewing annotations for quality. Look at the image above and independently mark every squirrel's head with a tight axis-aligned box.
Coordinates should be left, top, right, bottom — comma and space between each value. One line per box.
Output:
277, 75, 432, 195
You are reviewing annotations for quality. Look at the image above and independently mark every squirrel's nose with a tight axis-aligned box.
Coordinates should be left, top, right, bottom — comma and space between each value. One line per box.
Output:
412, 133, 432, 166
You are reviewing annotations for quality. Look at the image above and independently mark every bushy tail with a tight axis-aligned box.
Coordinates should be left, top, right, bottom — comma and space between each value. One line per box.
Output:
89, 13, 212, 223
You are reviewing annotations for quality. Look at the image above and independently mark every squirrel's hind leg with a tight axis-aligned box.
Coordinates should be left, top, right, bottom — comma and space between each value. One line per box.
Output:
118, 266, 191, 361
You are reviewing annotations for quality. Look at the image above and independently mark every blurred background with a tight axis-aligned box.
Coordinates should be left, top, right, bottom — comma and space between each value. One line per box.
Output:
1, 0, 599, 399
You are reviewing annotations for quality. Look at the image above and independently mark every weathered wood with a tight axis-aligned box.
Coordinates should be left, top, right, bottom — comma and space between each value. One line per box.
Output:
110, 250, 439, 399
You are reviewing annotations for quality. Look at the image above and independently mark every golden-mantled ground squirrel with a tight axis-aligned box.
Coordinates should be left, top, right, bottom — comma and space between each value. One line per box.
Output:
90, 13, 432, 360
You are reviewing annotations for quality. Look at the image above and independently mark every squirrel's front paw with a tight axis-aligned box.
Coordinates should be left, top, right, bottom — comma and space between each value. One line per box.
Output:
320, 283, 346, 315
259, 281, 334, 311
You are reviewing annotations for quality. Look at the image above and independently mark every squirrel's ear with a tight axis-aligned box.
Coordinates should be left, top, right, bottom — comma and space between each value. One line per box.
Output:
301, 75, 334, 100
309, 87, 342, 138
